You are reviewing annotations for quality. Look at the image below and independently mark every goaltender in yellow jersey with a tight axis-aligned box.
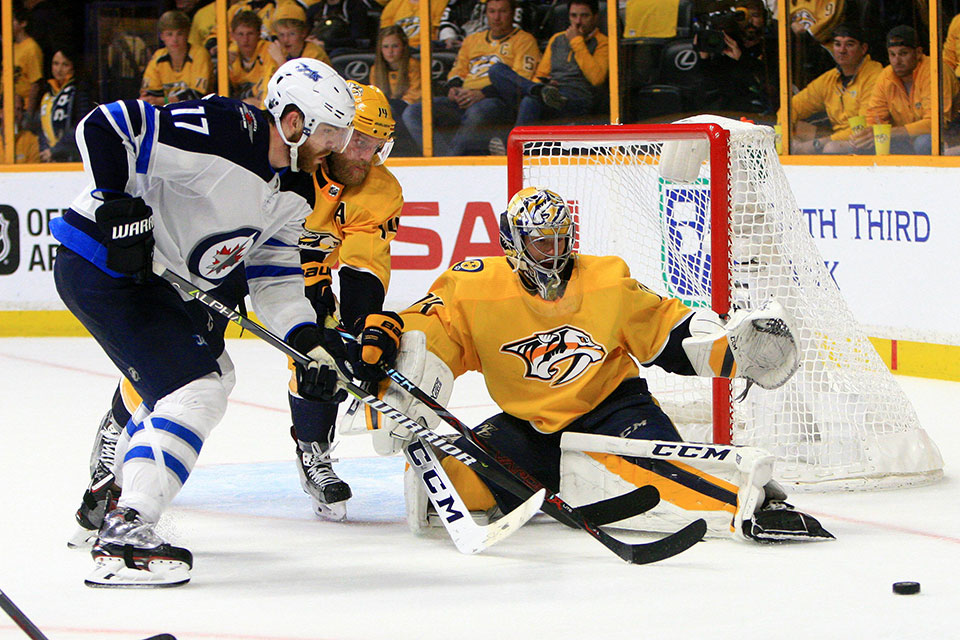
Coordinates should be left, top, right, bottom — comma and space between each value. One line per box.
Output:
402, 254, 691, 433
382, 187, 831, 544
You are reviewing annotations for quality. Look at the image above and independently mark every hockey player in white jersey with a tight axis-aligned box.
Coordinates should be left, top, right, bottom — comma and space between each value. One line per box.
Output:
51, 58, 355, 588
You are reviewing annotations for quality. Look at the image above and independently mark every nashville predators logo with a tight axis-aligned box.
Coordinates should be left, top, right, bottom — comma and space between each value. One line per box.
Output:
298, 230, 340, 251
501, 325, 606, 387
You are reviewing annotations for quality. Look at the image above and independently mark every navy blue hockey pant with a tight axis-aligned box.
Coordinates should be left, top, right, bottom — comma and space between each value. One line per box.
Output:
54, 246, 246, 409
473, 377, 682, 512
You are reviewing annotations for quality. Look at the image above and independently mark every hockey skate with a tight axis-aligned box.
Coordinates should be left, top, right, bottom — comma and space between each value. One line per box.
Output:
68, 411, 122, 549
296, 441, 352, 521
742, 483, 835, 542
85, 508, 192, 588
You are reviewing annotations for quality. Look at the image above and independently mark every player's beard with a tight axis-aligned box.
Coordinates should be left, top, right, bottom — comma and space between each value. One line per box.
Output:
327, 152, 372, 186
297, 144, 329, 173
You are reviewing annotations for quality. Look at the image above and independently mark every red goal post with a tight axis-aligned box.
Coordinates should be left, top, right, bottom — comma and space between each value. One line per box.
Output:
508, 122, 736, 445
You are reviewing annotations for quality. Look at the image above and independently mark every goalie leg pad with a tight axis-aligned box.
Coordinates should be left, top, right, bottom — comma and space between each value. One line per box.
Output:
440, 456, 497, 512
348, 330, 454, 456
560, 433, 774, 540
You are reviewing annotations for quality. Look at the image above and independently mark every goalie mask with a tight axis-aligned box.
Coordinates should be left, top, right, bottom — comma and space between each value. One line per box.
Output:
499, 187, 576, 301
266, 58, 355, 171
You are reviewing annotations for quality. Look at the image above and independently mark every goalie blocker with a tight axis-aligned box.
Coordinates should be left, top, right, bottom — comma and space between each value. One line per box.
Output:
560, 433, 833, 542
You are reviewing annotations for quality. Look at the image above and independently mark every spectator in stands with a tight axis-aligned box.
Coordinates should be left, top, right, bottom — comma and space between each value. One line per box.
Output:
697, 0, 778, 116
789, 0, 844, 44
0, 94, 40, 164
165, 0, 203, 15
268, 1, 332, 67
857, 25, 959, 155
11, 5, 44, 128
20, 0, 72, 67
228, 10, 277, 107
623, 0, 678, 38
307, 0, 376, 53
140, 10, 213, 105
486, 0, 607, 133
789, 23, 881, 154
370, 25, 421, 154
379, 0, 450, 50
106, 24, 151, 103
38, 46, 91, 163
189, 0, 220, 50
942, 13, 960, 78
371, 26, 422, 109
437, 0, 522, 50
402, 0, 540, 156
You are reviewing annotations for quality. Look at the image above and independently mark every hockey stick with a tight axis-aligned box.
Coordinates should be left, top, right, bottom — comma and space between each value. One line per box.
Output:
0, 588, 48, 640
364, 356, 707, 564
154, 263, 705, 563
404, 437, 545, 553
0, 588, 174, 640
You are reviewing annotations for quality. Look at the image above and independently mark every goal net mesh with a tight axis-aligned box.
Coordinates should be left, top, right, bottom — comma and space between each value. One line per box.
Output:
510, 117, 942, 490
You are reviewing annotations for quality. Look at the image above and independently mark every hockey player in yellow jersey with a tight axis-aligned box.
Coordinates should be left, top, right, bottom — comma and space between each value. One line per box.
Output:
381, 187, 833, 543
287, 79, 404, 519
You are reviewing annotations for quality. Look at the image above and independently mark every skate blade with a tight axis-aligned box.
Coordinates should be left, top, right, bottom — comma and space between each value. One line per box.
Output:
85, 557, 191, 588
67, 526, 98, 550
313, 501, 347, 522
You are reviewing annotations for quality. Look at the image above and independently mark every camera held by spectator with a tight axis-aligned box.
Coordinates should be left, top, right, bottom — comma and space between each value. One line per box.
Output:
693, 1, 748, 56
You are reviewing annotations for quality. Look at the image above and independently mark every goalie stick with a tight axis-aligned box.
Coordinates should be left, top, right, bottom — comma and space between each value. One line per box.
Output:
356, 350, 706, 564
0, 587, 174, 640
154, 263, 706, 564
405, 436, 545, 553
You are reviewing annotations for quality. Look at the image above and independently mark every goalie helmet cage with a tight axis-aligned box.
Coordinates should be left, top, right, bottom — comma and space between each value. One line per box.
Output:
506, 116, 943, 491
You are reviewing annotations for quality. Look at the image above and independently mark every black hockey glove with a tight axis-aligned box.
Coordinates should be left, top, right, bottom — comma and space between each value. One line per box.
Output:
94, 196, 155, 281
349, 312, 404, 382
288, 324, 348, 403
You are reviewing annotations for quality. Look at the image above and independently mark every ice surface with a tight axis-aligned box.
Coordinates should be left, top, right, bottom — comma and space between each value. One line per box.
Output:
1, 338, 957, 640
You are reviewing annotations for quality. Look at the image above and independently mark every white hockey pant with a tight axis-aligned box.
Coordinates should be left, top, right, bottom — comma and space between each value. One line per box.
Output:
113, 353, 234, 523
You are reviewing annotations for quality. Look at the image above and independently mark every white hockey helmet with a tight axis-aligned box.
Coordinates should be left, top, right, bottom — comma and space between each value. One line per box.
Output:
266, 58, 355, 171
499, 187, 577, 301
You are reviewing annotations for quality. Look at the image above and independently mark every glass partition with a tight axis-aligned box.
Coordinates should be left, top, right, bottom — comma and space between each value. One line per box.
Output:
940, 2, 960, 154
0, 0, 957, 162
618, 0, 779, 127
786, 0, 932, 155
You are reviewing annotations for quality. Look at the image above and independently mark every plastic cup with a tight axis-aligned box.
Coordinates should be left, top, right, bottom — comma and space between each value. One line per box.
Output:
848, 115, 866, 135
873, 124, 892, 155
774, 125, 783, 154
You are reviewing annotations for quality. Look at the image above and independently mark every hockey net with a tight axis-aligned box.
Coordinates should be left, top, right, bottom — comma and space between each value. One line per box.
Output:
506, 116, 943, 490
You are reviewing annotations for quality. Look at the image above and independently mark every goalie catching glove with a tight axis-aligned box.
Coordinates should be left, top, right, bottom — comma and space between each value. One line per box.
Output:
682, 299, 800, 390
288, 324, 348, 402
349, 312, 404, 382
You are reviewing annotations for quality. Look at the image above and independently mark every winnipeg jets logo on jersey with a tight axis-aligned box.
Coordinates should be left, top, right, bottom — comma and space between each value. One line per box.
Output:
206, 243, 247, 276
501, 325, 606, 387
189, 228, 260, 282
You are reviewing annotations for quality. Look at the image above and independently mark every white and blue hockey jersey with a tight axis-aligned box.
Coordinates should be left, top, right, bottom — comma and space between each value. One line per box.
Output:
51, 96, 317, 339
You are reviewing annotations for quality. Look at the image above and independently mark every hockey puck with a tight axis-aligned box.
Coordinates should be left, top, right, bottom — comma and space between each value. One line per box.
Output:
892, 581, 920, 595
